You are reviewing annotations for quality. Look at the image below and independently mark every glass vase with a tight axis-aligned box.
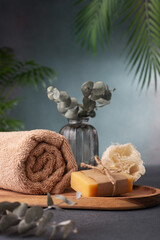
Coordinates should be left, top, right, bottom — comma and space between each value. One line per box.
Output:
59, 118, 99, 168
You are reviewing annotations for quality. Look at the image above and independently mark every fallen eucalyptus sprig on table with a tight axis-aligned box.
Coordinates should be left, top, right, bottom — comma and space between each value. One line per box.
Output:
47, 81, 115, 120
0, 194, 77, 239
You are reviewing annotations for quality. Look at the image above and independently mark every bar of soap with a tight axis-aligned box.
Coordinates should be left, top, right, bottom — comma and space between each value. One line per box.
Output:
71, 169, 133, 197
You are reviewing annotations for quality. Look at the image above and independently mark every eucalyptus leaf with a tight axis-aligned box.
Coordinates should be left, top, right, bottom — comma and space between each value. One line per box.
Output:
76, 191, 82, 199
25, 205, 43, 223
64, 199, 76, 206
54, 195, 66, 201
0, 201, 20, 214
89, 110, 96, 118
92, 81, 106, 95
58, 220, 77, 239
89, 93, 100, 101
52, 88, 60, 101
64, 107, 79, 119
6, 210, 12, 215
57, 102, 69, 114
36, 211, 53, 236
57, 99, 71, 108
47, 193, 54, 207
62, 97, 72, 107
102, 90, 112, 101
47, 92, 55, 101
47, 86, 54, 94
68, 97, 78, 109
0, 212, 19, 231
18, 219, 36, 234
49, 225, 58, 240
81, 81, 93, 97
54, 195, 76, 206
53, 205, 62, 211
59, 91, 71, 104
96, 98, 110, 107
13, 203, 28, 218
83, 97, 96, 111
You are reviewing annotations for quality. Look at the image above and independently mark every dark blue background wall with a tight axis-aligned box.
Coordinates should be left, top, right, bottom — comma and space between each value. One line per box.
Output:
0, 0, 159, 164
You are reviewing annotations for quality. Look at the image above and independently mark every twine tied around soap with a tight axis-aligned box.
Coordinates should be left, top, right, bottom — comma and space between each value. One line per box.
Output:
81, 156, 119, 196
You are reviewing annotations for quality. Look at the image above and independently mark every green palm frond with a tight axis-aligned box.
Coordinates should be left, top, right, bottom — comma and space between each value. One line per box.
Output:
0, 48, 57, 90
0, 47, 18, 69
74, 0, 119, 54
0, 47, 57, 131
0, 117, 24, 132
74, 0, 160, 91
15, 64, 56, 89
122, 0, 160, 90
0, 96, 23, 131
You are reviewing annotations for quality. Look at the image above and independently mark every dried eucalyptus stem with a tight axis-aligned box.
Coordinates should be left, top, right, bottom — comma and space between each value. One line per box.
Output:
0, 194, 77, 239
47, 81, 115, 120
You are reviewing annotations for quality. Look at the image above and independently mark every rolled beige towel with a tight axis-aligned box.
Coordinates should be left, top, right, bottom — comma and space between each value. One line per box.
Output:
0, 129, 77, 194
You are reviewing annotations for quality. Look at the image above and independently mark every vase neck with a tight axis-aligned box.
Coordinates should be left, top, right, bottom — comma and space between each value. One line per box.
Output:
68, 118, 89, 125
81, 118, 89, 125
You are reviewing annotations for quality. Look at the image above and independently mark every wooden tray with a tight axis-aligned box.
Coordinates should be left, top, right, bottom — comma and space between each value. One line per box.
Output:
0, 185, 160, 210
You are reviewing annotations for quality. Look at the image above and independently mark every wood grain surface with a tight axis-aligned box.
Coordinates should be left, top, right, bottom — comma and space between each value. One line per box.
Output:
0, 185, 160, 210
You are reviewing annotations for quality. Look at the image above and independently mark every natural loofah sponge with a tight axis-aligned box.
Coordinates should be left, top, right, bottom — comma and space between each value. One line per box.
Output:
101, 143, 146, 182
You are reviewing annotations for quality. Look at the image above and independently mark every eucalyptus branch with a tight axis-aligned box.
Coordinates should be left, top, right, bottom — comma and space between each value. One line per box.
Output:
0, 193, 77, 239
47, 81, 115, 120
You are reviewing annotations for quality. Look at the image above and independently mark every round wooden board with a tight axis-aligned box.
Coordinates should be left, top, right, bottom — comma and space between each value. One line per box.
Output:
0, 185, 160, 210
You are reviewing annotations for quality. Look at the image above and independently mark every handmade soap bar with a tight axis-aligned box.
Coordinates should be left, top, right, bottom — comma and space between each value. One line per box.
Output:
71, 169, 133, 197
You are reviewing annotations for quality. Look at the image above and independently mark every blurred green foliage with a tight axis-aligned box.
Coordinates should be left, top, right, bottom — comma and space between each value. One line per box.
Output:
0, 47, 57, 131
74, 0, 160, 91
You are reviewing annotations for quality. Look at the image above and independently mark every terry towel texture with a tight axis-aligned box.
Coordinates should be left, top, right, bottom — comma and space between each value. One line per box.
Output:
0, 129, 77, 194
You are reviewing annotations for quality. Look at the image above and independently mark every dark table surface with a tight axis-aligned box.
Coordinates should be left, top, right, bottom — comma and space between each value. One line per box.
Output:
0, 165, 160, 240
